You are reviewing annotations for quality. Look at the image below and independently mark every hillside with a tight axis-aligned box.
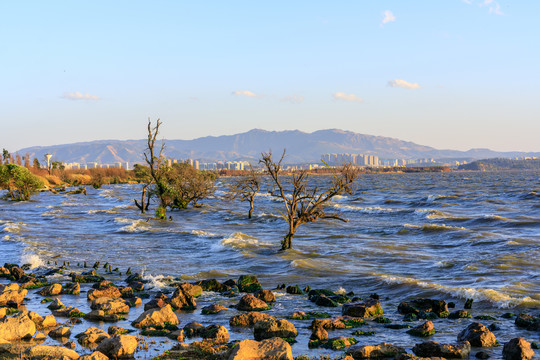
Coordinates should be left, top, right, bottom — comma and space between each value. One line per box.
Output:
17, 129, 540, 164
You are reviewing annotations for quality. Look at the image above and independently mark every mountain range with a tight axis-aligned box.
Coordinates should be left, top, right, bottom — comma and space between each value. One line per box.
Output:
17, 129, 539, 165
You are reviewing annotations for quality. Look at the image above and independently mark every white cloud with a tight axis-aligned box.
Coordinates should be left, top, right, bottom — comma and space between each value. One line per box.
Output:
62, 91, 99, 100
489, 3, 504, 15
387, 79, 421, 90
281, 95, 304, 104
463, 0, 504, 15
381, 10, 396, 25
232, 90, 258, 98
332, 92, 364, 103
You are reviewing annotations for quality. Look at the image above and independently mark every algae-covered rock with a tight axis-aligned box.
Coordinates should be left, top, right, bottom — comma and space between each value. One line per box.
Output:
237, 275, 262, 293
254, 318, 297, 341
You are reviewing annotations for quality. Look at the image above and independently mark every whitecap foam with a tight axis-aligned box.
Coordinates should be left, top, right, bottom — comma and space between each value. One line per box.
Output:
333, 204, 405, 214
377, 273, 539, 308
1, 222, 26, 234
220, 232, 271, 249
191, 230, 216, 237
141, 272, 170, 290
21, 253, 45, 269
116, 218, 150, 233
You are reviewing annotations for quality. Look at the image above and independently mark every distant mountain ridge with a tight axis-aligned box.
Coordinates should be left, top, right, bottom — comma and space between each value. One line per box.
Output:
17, 129, 540, 165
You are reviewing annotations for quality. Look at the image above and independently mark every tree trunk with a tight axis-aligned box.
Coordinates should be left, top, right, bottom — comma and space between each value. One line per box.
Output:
281, 233, 293, 250
248, 200, 254, 219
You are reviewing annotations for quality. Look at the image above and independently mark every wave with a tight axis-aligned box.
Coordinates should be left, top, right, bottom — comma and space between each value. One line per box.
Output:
403, 223, 467, 232
333, 204, 410, 215
191, 230, 216, 237
115, 218, 151, 233
1, 222, 26, 234
426, 194, 462, 203
425, 210, 470, 221
220, 232, 271, 249
377, 273, 540, 308
21, 253, 46, 269
141, 272, 170, 290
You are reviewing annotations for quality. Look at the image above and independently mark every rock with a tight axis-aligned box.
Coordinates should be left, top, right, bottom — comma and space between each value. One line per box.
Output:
311, 316, 364, 330
0, 312, 36, 340
34, 332, 47, 341
22, 344, 80, 359
167, 329, 185, 341
183, 322, 205, 337
63, 282, 81, 295
202, 304, 228, 315
48, 326, 71, 339
237, 294, 270, 311
91, 297, 130, 315
52, 306, 84, 318
85, 310, 123, 322
72, 273, 105, 283
41, 315, 57, 328
237, 274, 262, 293
476, 351, 490, 359
169, 286, 197, 310
202, 325, 229, 343
132, 304, 179, 328
342, 298, 383, 318
128, 281, 144, 291
87, 286, 122, 301
96, 335, 139, 359
76, 326, 110, 345
254, 318, 297, 341
464, 298, 474, 309
194, 279, 227, 292
256, 289, 276, 303
286, 285, 304, 295
503, 338, 535, 360
398, 299, 449, 318
26, 311, 44, 327
0, 308, 6, 319
0, 283, 27, 306
313, 295, 339, 307
325, 336, 358, 350
108, 326, 128, 336
449, 310, 472, 319
144, 297, 168, 311
120, 286, 134, 299
412, 341, 471, 359
515, 313, 540, 331
346, 342, 406, 359
227, 337, 293, 360
0, 266, 10, 276
10, 266, 25, 280
38, 283, 63, 296
457, 322, 497, 347
178, 283, 203, 297
229, 311, 276, 327
311, 326, 328, 341
407, 321, 436, 337
80, 351, 110, 360
47, 298, 64, 310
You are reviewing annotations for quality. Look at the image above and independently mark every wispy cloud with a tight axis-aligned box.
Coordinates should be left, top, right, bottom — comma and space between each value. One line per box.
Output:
381, 10, 396, 25
280, 95, 304, 104
463, 0, 505, 15
387, 79, 421, 90
333, 92, 364, 103
232, 90, 259, 98
62, 91, 100, 100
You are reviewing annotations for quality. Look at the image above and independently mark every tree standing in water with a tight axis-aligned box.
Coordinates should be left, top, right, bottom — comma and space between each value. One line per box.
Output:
226, 165, 262, 219
260, 150, 360, 250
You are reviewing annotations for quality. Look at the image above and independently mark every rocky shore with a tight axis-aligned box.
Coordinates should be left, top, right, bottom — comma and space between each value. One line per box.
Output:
0, 261, 538, 360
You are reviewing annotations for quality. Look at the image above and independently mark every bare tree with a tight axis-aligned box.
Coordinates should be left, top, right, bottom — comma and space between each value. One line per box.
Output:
260, 150, 360, 250
226, 165, 262, 219
141, 118, 167, 217
133, 164, 153, 213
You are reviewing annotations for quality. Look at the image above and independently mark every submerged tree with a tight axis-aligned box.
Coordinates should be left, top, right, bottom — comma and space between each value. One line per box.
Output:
133, 164, 153, 213
226, 165, 262, 219
0, 164, 44, 201
260, 150, 360, 250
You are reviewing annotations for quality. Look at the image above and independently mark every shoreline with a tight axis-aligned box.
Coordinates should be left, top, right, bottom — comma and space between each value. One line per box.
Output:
0, 259, 538, 360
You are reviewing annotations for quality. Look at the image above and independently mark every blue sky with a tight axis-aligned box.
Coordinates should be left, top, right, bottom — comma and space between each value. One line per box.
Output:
1, 1, 538, 152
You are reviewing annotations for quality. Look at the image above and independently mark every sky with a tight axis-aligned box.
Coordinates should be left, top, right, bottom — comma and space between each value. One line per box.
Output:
1, 1, 539, 152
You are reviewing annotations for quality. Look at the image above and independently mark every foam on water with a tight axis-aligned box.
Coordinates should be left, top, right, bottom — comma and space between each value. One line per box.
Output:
21, 253, 46, 269
1, 222, 26, 234
115, 218, 151, 233
141, 271, 170, 290
220, 232, 271, 249
191, 229, 216, 237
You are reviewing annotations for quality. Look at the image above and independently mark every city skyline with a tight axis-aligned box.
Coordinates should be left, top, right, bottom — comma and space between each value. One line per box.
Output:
1, 1, 539, 152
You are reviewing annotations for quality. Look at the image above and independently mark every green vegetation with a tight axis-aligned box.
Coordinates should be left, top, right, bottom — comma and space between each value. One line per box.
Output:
459, 157, 540, 171
0, 164, 44, 201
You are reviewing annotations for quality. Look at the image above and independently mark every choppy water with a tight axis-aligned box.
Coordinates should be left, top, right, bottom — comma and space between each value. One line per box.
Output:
1, 171, 539, 357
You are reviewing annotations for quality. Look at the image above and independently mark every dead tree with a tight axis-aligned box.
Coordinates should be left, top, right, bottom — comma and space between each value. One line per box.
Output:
260, 150, 359, 250
226, 165, 262, 219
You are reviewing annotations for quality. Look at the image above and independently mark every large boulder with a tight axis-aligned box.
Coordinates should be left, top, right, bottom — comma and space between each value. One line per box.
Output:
503, 338, 535, 360
398, 299, 449, 318
237, 294, 270, 311
52, 306, 84, 318
227, 337, 293, 360
412, 341, 471, 359
0, 283, 27, 306
38, 283, 62, 296
48, 326, 71, 339
22, 344, 79, 359
85, 310, 123, 322
457, 322, 497, 347
253, 318, 297, 341
91, 297, 130, 315
0, 312, 36, 341
63, 282, 81, 295
407, 321, 436, 337
256, 289, 276, 303
202, 304, 228, 315
47, 298, 64, 310
76, 327, 111, 345
229, 311, 275, 327
132, 304, 179, 328
169, 286, 197, 310
342, 298, 383, 318
178, 283, 203, 297
96, 335, 139, 359
88, 286, 122, 301
202, 324, 229, 343
346, 342, 406, 359
80, 351, 110, 360
183, 322, 205, 337
515, 313, 540, 331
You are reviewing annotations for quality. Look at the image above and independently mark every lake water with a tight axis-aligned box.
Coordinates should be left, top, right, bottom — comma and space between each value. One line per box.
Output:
1, 171, 539, 358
